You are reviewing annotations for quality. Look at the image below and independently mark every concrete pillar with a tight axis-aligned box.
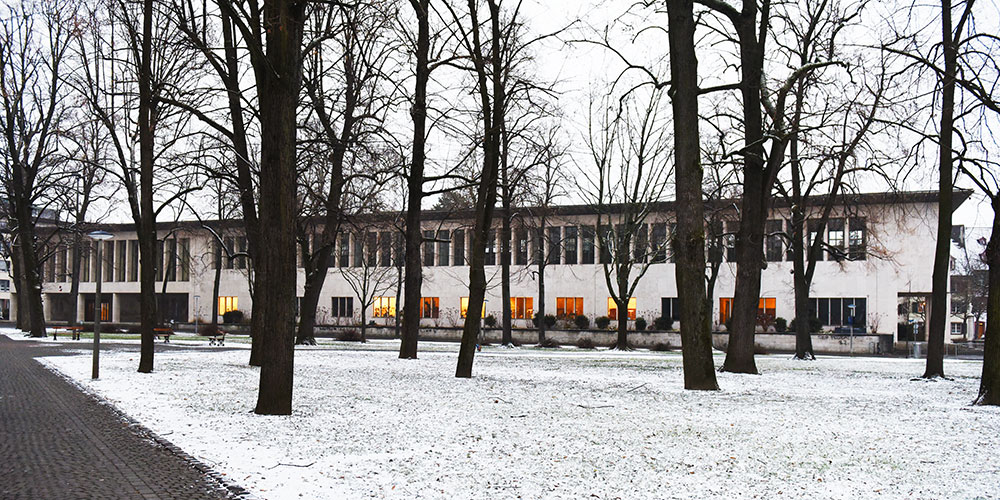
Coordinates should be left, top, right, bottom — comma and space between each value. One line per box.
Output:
111, 293, 121, 323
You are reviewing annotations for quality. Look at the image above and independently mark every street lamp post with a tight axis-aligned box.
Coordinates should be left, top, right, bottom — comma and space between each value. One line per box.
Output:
847, 303, 856, 356
88, 230, 113, 379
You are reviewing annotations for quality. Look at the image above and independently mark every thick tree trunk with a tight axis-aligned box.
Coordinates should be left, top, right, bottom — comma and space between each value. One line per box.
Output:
211, 251, 221, 331
136, 0, 156, 373
790, 206, 815, 360
296, 247, 332, 345
252, 0, 306, 416
11, 244, 28, 331
399, 0, 429, 360
14, 221, 45, 337
720, 6, 767, 375
667, 0, 718, 390
457, 0, 504, 379
924, 0, 956, 379
615, 297, 628, 349
975, 203, 1000, 405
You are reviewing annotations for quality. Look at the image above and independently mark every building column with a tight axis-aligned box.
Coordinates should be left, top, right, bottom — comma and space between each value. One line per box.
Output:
111, 293, 121, 323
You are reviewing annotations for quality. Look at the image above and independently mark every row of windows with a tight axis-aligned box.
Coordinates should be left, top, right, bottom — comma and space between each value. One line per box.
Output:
44, 239, 190, 284
302, 219, 869, 270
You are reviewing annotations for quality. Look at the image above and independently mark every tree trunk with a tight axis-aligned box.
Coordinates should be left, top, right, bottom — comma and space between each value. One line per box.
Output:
536, 260, 545, 344
399, 0, 429, 360
790, 202, 815, 360
14, 219, 45, 338
501, 205, 513, 345
68, 233, 83, 327
615, 297, 627, 349
975, 202, 1000, 405
924, 0, 956, 380
136, 0, 156, 373
211, 249, 221, 331
667, 0, 718, 390
296, 247, 332, 345
11, 243, 28, 331
720, 7, 767, 375
252, 0, 306, 416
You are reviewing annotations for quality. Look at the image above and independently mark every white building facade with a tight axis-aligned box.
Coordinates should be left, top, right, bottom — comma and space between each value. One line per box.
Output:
21, 190, 967, 344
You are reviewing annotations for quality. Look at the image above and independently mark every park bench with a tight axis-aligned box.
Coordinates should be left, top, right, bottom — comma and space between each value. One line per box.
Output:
153, 328, 173, 343
52, 326, 85, 341
207, 331, 226, 346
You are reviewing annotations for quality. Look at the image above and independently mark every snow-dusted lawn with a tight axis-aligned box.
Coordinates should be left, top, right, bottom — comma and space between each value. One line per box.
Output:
20, 331, 999, 499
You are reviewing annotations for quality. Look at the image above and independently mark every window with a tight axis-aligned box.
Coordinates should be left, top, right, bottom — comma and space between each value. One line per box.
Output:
661, 297, 680, 321
564, 226, 578, 264
707, 220, 724, 263
373, 296, 396, 317
556, 297, 583, 318
460, 297, 486, 318
807, 219, 824, 262
165, 239, 178, 281
650, 223, 667, 263
219, 296, 238, 314
0, 280, 8, 292
235, 237, 248, 270
338, 233, 350, 267
81, 245, 91, 282
178, 238, 190, 281
331, 297, 354, 318
353, 233, 364, 267
719, 297, 777, 325
633, 224, 648, 263
827, 218, 845, 260
725, 221, 739, 262
599, 226, 612, 264
515, 229, 528, 265
809, 297, 867, 327
951, 322, 964, 335
380, 232, 393, 267
765, 219, 783, 262
510, 297, 534, 319
105, 241, 116, 282
608, 297, 637, 321
849, 218, 867, 260
951, 299, 968, 315
420, 297, 440, 318
453, 229, 465, 266
546, 227, 561, 265
423, 230, 435, 266
485, 229, 496, 265
669, 223, 677, 263
532, 228, 544, 265
437, 230, 449, 266
581, 226, 595, 264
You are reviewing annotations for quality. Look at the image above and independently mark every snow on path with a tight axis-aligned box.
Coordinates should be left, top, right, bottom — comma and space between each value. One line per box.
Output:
26, 334, 999, 499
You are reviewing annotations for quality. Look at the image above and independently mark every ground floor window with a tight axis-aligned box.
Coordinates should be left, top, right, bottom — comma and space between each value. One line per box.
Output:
661, 297, 680, 321
719, 297, 776, 325
556, 297, 583, 318
951, 322, 964, 336
373, 296, 396, 317
810, 297, 866, 327
331, 297, 354, 318
218, 296, 238, 314
608, 297, 637, 321
460, 297, 486, 318
420, 297, 440, 319
511, 297, 533, 319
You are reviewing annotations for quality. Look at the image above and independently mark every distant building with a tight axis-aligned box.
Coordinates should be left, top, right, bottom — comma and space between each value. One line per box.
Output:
3, 190, 975, 346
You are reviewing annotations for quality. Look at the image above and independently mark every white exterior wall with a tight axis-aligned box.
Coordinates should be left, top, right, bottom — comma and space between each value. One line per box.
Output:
34, 196, 948, 342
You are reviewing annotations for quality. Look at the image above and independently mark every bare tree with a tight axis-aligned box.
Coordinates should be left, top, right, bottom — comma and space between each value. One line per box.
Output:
341, 226, 397, 341
0, 0, 75, 337
583, 89, 671, 350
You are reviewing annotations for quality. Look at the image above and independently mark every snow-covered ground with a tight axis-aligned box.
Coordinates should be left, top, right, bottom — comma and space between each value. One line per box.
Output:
13, 330, 998, 499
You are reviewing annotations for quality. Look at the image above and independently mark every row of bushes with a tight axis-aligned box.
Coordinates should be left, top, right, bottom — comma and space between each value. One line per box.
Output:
480, 313, 678, 332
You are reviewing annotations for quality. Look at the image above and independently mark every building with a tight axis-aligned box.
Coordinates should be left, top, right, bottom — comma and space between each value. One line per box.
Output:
8, 190, 971, 344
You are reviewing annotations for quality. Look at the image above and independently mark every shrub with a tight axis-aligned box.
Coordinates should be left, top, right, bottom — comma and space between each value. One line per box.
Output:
544, 314, 556, 328
595, 316, 611, 329
774, 317, 788, 333
198, 324, 224, 336
222, 310, 244, 324
484, 314, 497, 328
753, 343, 768, 355
653, 316, 673, 331
634, 317, 647, 331
538, 337, 560, 348
792, 316, 823, 333
336, 329, 365, 342
576, 337, 596, 349
574, 315, 590, 329
652, 341, 672, 352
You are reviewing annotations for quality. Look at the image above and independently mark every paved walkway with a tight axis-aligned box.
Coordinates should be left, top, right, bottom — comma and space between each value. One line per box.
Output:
0, 335, 237, 499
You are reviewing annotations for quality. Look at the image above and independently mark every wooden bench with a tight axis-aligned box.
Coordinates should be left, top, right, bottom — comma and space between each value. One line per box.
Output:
208, 331, 226, 346
153, 328, 173, 343
52, 326, 85, 341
